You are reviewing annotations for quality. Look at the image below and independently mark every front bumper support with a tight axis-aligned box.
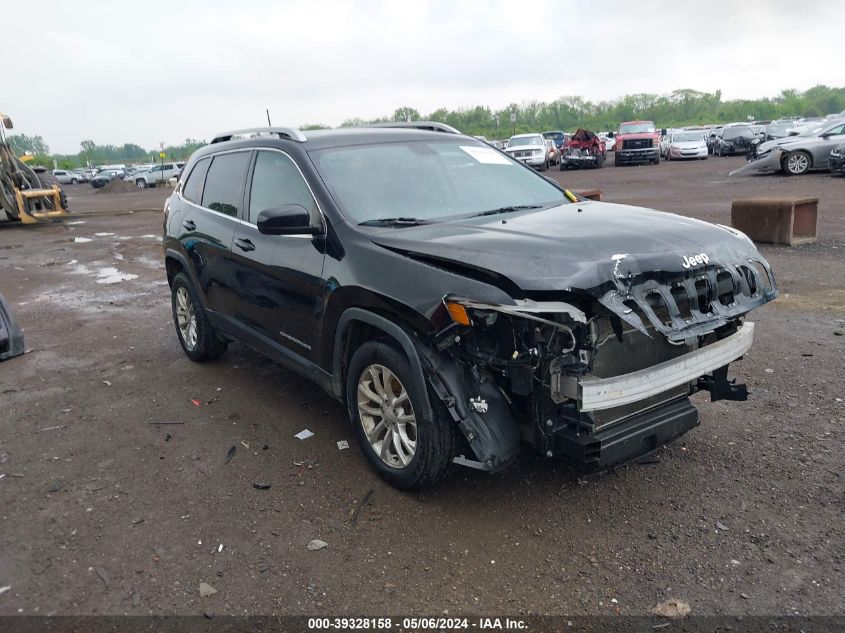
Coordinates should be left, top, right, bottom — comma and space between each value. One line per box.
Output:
562, 322, 754, 412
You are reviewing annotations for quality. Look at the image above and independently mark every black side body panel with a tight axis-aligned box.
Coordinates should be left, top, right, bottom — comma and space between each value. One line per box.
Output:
0, 292, 24, 361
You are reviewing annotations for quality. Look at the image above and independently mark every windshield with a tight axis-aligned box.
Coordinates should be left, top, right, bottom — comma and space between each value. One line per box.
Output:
310, 140, 568, 224
723, 126, 754, 140
618, 122, 655, 135
543, 132, 564, 142
672, 132, 703, 142
508, 135, 543, 147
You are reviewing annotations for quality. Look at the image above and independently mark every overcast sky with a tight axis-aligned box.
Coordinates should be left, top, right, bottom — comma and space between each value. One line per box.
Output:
4, 0, 842, 154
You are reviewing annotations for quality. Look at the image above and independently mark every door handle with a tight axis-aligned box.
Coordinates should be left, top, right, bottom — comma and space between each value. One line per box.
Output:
234, 238, 255, 252
182, 220, 196, 231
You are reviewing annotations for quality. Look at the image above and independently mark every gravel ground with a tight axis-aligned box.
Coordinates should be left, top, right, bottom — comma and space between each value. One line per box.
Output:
0, 157, 842, 618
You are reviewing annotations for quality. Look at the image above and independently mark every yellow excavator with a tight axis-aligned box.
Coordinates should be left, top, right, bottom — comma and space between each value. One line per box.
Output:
0, 112, 69, 224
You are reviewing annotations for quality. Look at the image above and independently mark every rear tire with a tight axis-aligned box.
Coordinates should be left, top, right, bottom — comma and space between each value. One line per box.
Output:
614, 155, 621, 167
170, 272, 228, 362
539, 159, 548, 172
594, 153, 604, 169
346, 341, 457, 490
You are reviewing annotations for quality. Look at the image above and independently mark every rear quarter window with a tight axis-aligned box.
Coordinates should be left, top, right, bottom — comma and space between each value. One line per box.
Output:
181, 158, 211, 204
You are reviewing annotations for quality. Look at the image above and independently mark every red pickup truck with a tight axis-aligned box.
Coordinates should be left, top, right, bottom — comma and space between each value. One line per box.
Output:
613, 120, 661, 166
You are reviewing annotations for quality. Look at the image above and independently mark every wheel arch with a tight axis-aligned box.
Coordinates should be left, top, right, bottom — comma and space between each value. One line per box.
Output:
164, 248, 207, 308
330, 308, 432, 421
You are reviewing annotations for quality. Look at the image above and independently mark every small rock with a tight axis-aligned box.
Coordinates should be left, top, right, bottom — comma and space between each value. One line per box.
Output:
653, 598, 691, 619
716, 520, 729, 531
252, 482, 271, 490
199, 582, 217, 597
307, 539, 328, 551
834, 330, 843, 336
132, 592, 140, 607
740, 592, 749, 600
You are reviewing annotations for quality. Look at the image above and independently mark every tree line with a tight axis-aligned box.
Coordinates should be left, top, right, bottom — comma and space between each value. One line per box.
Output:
6, 136, 207, 170
8, 85, 844, 167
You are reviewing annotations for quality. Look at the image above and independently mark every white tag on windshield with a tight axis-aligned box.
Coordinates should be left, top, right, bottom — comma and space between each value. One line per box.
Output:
460, 145, 512, 165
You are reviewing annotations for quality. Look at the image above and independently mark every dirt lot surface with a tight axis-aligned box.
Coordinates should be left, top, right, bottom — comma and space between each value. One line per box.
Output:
1, 159, 842, 618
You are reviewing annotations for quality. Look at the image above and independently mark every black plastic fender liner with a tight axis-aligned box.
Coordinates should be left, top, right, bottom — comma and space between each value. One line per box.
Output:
0, 292, 24, 361
421, 350, 521, 473
331, 307, 520, 472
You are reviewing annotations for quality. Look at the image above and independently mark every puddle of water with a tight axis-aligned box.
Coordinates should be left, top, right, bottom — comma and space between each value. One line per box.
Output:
133, 254, 164, 269
95, 232, 115, 237
66, 221, 86, 225
74, 237, 92, 243
67, 259, 78, 265
96, 267, 139, 284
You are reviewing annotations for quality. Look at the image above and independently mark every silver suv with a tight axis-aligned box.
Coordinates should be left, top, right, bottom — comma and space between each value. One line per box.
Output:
134, 162, 185, 189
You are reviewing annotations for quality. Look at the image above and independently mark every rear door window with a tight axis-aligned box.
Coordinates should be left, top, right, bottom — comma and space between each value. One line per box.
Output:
201, 152, 251, 217
181, 157, 211, 204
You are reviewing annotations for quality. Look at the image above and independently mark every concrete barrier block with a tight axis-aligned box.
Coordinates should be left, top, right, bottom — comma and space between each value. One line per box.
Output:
730, 197, 818, 246
577, 189, 603, 201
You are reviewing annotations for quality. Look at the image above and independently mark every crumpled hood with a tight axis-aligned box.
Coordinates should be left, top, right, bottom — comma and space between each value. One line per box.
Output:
369, 201, 777, 340
370, 201, 759, 293
756, 135, 805, 154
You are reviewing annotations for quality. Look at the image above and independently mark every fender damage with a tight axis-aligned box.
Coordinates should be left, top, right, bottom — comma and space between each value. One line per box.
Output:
369, 201, 778, 472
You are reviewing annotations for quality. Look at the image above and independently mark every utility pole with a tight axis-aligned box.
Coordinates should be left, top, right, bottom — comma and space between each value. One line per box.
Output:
159, 141, 165, 185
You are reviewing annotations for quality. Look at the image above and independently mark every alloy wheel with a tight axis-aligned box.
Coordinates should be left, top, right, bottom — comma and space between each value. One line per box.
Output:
175, 286, 198, 350
786, 152, 809, 175
357, 364, 417, 468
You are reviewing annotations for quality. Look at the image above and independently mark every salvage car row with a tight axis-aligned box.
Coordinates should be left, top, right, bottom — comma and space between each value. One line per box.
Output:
495, 113, 845, 176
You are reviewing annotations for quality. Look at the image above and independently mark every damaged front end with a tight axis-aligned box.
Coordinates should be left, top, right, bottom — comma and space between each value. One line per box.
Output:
423, 252, 777, 474
730, 146, 785, 176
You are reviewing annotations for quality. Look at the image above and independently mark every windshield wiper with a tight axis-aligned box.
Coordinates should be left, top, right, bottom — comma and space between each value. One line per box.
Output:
358, 217, 431, 227
468, 204, 543, 218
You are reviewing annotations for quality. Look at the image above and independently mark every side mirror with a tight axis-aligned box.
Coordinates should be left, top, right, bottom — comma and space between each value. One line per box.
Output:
256, 204, 320, 236
661, 128, 667, 136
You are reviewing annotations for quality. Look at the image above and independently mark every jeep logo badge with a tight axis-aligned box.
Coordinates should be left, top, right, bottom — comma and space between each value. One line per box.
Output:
682, 253, 710, 269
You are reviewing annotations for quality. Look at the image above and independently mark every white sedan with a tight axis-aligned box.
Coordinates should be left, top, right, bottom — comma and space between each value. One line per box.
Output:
663, 130, 708, 160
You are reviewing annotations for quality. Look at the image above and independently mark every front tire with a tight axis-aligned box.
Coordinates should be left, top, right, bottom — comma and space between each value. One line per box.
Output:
136, 179, 147, 189
71, 178, 79, 184
170, 272, 228, 362
346, 341, 457, 490
783, 150, 811, 176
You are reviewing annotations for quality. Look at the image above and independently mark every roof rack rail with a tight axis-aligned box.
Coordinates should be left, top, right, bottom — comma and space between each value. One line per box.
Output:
210, 127, 307, 144
366, 121, 462, 134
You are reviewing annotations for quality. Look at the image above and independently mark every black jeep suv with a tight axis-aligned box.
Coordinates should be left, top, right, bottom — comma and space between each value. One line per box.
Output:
163, 124, 777, 489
